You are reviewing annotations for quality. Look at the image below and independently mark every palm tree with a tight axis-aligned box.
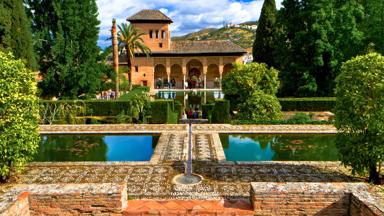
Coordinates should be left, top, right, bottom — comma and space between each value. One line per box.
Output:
117, 23, 151, 90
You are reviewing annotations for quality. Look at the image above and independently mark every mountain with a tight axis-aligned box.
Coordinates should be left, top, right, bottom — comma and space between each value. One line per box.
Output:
172, 25, 256, 51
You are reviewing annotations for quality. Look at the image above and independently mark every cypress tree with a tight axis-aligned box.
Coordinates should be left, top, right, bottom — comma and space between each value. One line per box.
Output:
252, 0, 277, 67
0, 0, 36, 68
27, 0, 102, 98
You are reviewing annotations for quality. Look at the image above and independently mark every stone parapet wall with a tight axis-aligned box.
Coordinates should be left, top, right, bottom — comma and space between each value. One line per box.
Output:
1, 183, 127, 216
1, 192, 30, 216
251, 182, 384, 216
350, 194, 383, 216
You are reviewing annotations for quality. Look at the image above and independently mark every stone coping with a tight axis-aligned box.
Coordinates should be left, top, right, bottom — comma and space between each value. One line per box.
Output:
39, 124, 337, 134
193, 124, 337, 133
39, 124, 188, 134
26, 160, 346, 167
251, 182, 384, 213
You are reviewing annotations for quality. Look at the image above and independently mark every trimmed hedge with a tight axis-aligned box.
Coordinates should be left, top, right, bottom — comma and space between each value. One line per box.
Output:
40, 100, 132, 116
211, 99, 230, 123
149, 100, 179, 124
278, 97, 335, 111
202, 103, 214, 121
174, 100, 182, 120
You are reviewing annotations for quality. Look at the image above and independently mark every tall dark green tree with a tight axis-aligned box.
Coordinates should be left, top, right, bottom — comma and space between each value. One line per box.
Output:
361, 0, 384, 54
333, 0, 365, 62
0, 0, 36, 68
278, 0, 365, 97
27, 0, 102, 98
252, 0, 277, 67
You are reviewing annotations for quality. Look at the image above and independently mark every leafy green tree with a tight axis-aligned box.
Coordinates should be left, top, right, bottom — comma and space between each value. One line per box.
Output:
0, 0, 36, 68
253, 0, 278, 67
222, 62, 281, 120
335, 52, 384, 184
117, 23, 151, 90
237, 91, 282, 120
222, 62, 279, 110
27, 0, 102, 98
0, 52, 40, 182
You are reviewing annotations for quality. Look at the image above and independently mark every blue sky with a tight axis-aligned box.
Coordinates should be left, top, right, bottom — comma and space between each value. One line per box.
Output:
96, 0, 283, 48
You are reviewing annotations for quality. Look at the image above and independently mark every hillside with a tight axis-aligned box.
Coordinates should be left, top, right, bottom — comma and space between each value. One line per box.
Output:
172, 26, 255, 51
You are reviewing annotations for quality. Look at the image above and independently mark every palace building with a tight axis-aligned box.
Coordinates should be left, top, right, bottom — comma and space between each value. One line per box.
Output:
121, 9, 246, 90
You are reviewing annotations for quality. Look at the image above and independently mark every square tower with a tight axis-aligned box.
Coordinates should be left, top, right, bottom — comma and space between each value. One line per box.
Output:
127, 10, 172, 52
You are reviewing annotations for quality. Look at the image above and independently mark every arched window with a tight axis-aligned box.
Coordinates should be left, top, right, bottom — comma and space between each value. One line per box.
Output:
161, 30, 166, 39
149, 30, 153, 39
155, 30, 159, 39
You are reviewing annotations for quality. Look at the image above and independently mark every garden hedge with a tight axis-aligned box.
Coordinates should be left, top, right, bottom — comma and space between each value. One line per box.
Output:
202, 103, 214, 121
149, 100, 179, 124
40, 100, 131, 116
40, 99, 179, 124
211, 99, 230, 123
278, 97, 335, 111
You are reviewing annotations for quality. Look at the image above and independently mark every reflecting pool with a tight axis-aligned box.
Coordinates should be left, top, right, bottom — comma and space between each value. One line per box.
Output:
220, 134, 337, 161
35, 134, 159, 162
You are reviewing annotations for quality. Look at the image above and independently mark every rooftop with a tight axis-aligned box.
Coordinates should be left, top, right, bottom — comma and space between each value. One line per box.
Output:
167, 40, 246, 54
127, 9, 173, 23
124, 40, 246, 59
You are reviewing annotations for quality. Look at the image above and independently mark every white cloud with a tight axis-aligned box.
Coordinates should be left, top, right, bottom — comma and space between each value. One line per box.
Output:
96, 0, 283, 48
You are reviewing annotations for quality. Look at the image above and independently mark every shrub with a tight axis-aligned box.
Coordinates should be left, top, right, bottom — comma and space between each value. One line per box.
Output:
335, 52, 384, 184
237, 91, 282, 120
279, 97, 335, 111
0, 52, 40, 182
116, 111, 132, 124
291, 112, 311, 121
40, 100, 86, 124
211, 100, 230, 123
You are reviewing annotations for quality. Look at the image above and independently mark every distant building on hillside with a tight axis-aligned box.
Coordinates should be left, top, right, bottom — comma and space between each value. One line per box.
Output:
223, 21, 257, 30
239, 21, 258, 30
118, 9, 247, 90
243, 54, 253, 64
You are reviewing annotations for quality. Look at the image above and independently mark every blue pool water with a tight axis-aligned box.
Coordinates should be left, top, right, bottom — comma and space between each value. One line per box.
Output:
220, 134, 338, 161
35, 134, 159, 162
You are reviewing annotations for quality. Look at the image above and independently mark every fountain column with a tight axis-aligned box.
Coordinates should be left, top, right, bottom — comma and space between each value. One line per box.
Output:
186, 122, 192, 177
172, 122, 203, 185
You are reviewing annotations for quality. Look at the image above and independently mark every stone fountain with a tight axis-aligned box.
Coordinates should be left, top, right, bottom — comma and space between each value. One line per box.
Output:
172, 122, 203, 185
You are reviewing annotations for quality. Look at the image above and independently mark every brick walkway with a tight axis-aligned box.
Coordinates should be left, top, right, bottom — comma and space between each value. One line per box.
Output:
123, 199, 254, 216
